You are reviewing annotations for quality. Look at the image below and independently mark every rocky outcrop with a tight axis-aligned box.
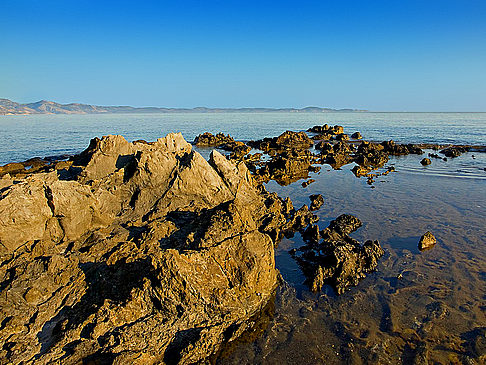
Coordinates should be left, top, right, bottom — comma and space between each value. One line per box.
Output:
192, 132, 251, 160
291, 214, 384, 294
309, 194, 324, 211
440, 146, 468, 158
418, 231, 437, 251
248, 131, 313, 152
420, 158, 431, 166
307, 124, 343, 136
193, 132, 235, 147
0, 133, 296, 364
381, 140, 423, 155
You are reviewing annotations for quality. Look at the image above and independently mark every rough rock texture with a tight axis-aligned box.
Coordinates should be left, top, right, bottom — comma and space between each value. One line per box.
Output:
291, 214, 384, 294
0, 133, 295, 364
420, 158, 432, 166
248, 131, 313, 152
192, 132, 251, 160
307, 124, 343, 136
193, 132, 235, 147
351, 132, 362, 139
418, 231, 437, 251
440, 146, 469, 158
309, 194, 324, 211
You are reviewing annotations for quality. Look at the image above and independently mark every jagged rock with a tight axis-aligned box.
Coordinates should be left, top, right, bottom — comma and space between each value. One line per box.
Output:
420, 158, 431, 166
418, 231, 437, 250
248, 131, 313, 152
253, 149, 318, 186
440, 146, 468, 158
351, 132, 362, 139
315, 141, 333, 153
309, 194, 324, 211
351, 165, 371, 177
293, 214, 384, 294
335, 133, 349, 141
381, 140, 423, 155
193, 132, 235, 147
0, 133, 293, 364
355, 141, 388, 168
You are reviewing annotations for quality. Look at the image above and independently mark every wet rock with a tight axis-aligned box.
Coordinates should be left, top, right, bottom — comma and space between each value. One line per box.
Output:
381, 140, 423, 155
418, 231, 437, 250
0, 162, 24, 176
193, 132, 235, 147
335, 133, 349, 141
253, 149, 318, 186
249, 131, 313, 152
351, 165, 371, 177
293, 214, 384, 294
311, 133, 332, 141
315, 141, 333, 153
351, 132, 362, 139
301, 179, 315, 188
355, 141, 388, 168
309, 194, 324, 211
0, 133, 288, 364
420, 158, 431, 166
440, 146, 469, 158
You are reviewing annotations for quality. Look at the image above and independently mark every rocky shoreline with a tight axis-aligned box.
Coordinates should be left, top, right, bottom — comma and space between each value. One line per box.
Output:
0, 126, 484, 364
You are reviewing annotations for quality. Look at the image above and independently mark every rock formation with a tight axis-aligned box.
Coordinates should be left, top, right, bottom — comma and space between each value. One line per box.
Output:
291, 214, 384, 294
418, 231, 437, 251
0, 133, 297, 364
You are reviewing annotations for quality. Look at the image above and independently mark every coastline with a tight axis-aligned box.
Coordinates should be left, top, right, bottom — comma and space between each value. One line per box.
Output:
0, 124, 485, 363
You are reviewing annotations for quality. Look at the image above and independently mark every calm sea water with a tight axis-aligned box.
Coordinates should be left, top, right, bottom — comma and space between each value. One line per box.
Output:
1, 112, 485, 363
0, 112, 485, 165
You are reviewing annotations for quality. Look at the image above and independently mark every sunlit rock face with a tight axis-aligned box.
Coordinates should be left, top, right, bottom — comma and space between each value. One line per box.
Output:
0, 133, 285, 364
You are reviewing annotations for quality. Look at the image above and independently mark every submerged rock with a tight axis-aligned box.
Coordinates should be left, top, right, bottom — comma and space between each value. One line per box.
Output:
418, 231, 437, 250
292, 214, 384, 294
0, 133, 293, 364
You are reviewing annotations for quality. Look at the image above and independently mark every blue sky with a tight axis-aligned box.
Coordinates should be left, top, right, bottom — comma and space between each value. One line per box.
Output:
1, 0, 485, 111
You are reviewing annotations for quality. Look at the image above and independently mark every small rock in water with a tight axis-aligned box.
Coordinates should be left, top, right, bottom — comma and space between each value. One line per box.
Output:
302, 179, 315, 188
418, 231, 437, 251
309, 194, 324, 211
420, 158, 431, 166
351, 131, 362, 139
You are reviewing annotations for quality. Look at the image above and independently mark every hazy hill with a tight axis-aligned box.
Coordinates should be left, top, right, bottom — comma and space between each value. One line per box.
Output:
0, 98, 364, 115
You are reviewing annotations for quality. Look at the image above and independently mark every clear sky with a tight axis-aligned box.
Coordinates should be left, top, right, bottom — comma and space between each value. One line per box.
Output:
1, 0, 485, 111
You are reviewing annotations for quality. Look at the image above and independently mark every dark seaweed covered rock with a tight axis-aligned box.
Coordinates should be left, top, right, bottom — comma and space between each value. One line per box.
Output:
381, 140, 423, 155
292, 214, 384, 294
440, 146, 469, 158
421, 158, 432, 166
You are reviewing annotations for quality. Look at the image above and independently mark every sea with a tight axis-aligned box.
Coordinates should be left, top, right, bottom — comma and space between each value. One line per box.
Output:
1, 112, 485, 363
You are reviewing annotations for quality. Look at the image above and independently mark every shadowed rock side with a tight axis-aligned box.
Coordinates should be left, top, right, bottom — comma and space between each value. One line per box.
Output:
292, 214, 384, 294
0, 133, 314, 364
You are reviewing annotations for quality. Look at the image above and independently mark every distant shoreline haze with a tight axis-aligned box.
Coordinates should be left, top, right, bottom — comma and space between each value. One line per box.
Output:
0, 99, 365, 115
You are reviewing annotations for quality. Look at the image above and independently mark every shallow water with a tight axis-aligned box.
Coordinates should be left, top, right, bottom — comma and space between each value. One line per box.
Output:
1, 113, 485, 363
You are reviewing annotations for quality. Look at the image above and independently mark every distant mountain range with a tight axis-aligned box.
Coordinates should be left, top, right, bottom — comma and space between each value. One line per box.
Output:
0, 99, 365, 115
